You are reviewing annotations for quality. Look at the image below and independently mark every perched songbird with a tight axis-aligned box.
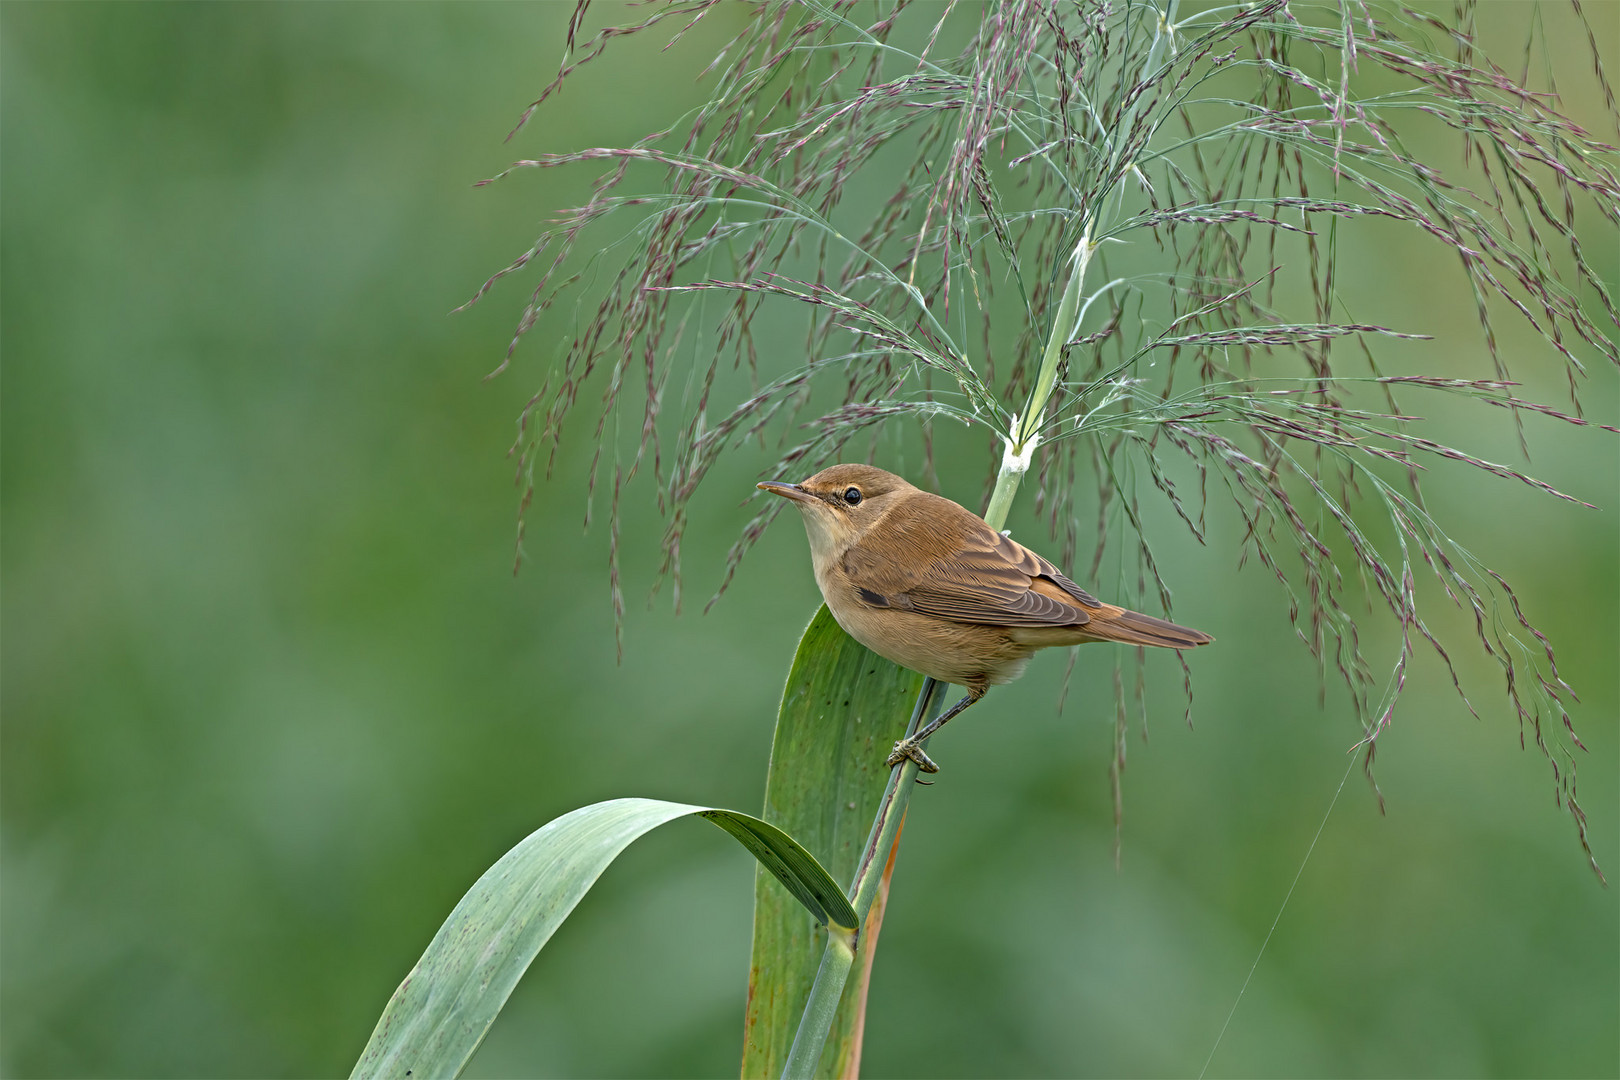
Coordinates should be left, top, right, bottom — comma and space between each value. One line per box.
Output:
759, 464, 1213, 773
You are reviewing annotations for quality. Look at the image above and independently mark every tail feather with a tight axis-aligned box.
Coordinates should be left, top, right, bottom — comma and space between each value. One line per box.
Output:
1085, 605, 1213, 649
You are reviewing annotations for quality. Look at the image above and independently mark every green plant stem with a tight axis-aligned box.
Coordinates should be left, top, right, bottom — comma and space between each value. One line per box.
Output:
848, 679, 944, 916
982, 225, 1094, 531
778, 233, 1096, 1080
778, 924, 857, 1080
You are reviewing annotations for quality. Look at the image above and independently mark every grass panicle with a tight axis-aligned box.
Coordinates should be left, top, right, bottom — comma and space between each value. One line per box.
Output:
471, 0, 1617, 872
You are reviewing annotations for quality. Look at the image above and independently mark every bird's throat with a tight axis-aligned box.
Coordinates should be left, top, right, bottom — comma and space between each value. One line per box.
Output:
795, 505, 854, 583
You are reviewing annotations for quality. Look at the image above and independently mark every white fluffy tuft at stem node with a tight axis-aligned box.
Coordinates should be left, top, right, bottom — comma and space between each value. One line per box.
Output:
1001, 424, 1039, 476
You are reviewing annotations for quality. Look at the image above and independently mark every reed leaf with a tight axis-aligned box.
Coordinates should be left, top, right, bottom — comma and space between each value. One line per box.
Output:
351, 798, 855, 1080
743, 606, 923, 1080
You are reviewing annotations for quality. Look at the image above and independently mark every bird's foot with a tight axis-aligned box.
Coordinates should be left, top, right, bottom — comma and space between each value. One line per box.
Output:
886, 738, 940, 774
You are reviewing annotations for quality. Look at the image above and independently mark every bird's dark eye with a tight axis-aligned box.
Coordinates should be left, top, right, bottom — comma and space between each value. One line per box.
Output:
844, 486, 863, 505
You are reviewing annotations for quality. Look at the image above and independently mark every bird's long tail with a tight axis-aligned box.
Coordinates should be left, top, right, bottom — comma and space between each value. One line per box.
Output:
1082, 605, 1213, 649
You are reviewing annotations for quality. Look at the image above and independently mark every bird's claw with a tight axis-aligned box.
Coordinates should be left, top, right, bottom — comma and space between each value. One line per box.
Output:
886, 738, 940, 774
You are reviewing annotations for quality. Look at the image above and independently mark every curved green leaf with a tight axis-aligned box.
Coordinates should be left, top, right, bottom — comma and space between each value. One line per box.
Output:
352, 797, 856, 1080
742, 605, 923, 1079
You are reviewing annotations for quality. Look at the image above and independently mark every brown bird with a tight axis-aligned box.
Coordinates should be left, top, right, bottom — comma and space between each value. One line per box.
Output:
759, 464, 1213, 773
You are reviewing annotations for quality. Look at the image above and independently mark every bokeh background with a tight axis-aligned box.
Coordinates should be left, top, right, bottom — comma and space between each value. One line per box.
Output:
3, 3, 1615, 1077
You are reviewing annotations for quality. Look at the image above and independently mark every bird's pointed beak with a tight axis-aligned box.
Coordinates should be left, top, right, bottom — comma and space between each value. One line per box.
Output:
757, 480, 816, 505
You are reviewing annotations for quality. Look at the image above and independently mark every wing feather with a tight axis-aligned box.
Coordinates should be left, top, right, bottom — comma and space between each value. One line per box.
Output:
840, 492, 1099, 628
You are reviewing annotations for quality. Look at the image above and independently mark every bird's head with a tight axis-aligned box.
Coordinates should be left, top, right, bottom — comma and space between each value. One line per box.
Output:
758, 463, 915, 562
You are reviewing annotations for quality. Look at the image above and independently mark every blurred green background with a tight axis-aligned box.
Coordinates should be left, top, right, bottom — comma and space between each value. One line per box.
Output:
3, 3, 1615, 1077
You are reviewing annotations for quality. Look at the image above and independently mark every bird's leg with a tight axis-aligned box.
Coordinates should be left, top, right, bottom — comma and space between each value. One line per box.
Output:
885, 678, 987, 773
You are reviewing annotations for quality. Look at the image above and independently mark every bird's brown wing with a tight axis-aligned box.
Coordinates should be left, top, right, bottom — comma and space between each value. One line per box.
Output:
840, 491, 1100, 627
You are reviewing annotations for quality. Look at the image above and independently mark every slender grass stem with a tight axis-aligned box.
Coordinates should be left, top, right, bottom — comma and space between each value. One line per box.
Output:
778, 924, 857, 1080
779, 237, 1097, 1079
985, 226, 1096, 531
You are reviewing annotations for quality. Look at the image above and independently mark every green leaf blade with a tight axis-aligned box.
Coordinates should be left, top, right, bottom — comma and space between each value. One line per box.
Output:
353, 797, 852, 1080
742, 606, 924, 1080
700, 811, 858, 932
